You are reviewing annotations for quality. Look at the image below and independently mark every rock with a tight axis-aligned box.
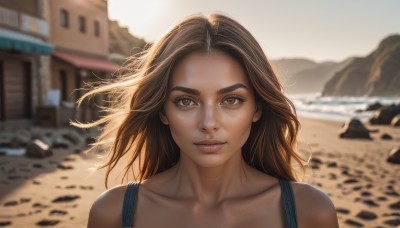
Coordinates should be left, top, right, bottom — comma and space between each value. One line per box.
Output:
356, 210, 377, 220
86, 136, 95, 145
370, 104, 400, 125
365, 102, 383, 111
381, 133, 393, 140
62, 131, 85, 146
9, 134, 30, 148
387, 147, 400, 164
339, 118, 372, 139
25, 140, 53, 159
52, 136, 71, 149
392, 114, 400, 127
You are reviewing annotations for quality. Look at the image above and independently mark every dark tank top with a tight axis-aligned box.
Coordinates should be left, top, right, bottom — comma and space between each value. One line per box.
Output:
122, 179, 298, 228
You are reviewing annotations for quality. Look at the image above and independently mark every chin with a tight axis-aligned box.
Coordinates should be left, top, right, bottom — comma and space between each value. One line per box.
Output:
190, 154, 233, 168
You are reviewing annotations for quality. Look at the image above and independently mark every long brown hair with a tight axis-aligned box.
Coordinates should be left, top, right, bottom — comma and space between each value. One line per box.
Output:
74, 13, 306, 187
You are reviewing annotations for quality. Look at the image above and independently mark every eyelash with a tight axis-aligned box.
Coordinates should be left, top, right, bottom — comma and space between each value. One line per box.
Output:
173, 95, 245, 107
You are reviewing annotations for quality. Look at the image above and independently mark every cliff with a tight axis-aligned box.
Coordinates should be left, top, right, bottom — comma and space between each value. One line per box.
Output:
322, 34, 400, 97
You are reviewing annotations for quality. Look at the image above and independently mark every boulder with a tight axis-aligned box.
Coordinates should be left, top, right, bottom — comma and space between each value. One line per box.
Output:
25, 139, 53, 158
370, 104, 400, 125
61, 131, 85, 146
365, 102, 383, 111
339, 118, 372, 139
391, 114, 400, 127
52, 136, 72, 149
387, 147, 400, 164
381, 134, 393, 140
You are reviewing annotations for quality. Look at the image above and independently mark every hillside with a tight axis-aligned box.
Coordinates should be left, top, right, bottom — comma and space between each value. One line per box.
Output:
284, 58, 354, 94
322, 34, 400, 97
109, 20, 148, 63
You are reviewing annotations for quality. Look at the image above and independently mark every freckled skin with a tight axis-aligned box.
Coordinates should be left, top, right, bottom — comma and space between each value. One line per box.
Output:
87, 51, 339, 228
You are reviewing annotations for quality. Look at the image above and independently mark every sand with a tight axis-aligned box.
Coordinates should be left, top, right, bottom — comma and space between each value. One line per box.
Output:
0, 116, 399, 227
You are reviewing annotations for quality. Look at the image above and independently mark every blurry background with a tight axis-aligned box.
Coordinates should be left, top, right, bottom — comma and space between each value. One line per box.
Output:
0, 0, 399, 227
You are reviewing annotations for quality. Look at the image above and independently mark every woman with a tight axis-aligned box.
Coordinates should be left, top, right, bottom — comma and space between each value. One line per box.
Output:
83, 13, 339, 228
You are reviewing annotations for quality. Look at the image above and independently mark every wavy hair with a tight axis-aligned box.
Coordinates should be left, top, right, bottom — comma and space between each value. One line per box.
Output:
74, 13, 306, 187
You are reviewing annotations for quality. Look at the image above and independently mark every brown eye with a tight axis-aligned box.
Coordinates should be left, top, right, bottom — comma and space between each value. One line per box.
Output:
222, 96, 243, 105
175, 97, 197, 107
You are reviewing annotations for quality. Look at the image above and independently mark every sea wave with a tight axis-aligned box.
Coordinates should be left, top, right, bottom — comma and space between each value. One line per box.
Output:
287, 93, 400, 122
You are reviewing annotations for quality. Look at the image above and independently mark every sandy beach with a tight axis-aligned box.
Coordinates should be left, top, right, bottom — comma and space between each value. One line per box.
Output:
0, 116, 399, 227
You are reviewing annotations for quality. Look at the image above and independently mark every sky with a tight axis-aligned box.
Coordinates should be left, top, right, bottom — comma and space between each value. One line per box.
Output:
108, 0, 400, 62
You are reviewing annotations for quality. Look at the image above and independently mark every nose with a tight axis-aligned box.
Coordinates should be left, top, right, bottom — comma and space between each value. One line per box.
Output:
199, 104, 220, 132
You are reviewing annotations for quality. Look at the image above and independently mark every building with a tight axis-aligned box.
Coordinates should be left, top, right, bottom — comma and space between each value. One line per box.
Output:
47, 0, 119, 124
0, 0, 52, 121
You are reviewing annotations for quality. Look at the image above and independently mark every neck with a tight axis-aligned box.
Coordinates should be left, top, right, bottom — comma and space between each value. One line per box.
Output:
169, 152, 252, 206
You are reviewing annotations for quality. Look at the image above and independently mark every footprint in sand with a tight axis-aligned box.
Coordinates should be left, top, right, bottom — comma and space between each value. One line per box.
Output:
52, 195, 80, 203
344, 219, 364, 227
79, 185, 94, 190
3, 201, 18, 207
65, 185, 76, 189
361, 199, 379, 207
36, 219, 60, 226
57, 164, 74, 170
49, 210, 68, 216
377, 196, 387, 201
389, 201, 400, 210
20, 198, 31, 203
60, 176, 68, 180
32, 203, 49, 209
63, 157, 76, 162
336, 207, 350, 215
0, 221, 11, 226
356, 210, 377, 221
384, 219, 400, 226
344, 178, 359, 184
32, 164, 43, 169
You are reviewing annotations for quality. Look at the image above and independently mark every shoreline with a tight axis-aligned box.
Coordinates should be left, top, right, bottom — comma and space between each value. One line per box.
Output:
0, 116, 399, 227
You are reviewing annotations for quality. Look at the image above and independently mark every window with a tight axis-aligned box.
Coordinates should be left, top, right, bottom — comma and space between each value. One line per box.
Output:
94, 20, 100, 37
78, 16, 86, 33
60, 9, 69, 28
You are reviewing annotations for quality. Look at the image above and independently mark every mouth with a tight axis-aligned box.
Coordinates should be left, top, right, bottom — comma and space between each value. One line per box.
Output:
194, 140, 227, 153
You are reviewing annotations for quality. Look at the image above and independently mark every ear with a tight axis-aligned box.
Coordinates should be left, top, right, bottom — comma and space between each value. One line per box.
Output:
159, 109, 169, 125
252, 105, 262, 122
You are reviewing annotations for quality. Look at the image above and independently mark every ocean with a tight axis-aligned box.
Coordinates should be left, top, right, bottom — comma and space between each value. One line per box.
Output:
288, 93, 400, 122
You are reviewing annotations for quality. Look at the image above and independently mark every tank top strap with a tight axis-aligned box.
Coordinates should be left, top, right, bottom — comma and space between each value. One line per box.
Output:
279, 179, 298, 228
122, 181, 140, 228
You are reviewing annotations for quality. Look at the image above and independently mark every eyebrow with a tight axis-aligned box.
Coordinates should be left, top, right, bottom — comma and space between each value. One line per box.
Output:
169, 83, 248, 95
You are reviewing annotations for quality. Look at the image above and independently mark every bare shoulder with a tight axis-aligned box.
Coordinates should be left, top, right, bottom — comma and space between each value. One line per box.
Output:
87, 185, 126, 228
291, 182, 339, 228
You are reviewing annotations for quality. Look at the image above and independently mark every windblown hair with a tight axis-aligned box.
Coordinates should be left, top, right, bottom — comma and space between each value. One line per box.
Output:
75, 13, 306, 187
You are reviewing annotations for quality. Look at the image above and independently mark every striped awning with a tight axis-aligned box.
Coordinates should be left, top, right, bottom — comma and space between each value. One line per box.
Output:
0, 28, 53, 55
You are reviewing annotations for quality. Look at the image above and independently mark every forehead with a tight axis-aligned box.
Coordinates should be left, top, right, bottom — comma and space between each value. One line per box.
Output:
169, 51, 249, 89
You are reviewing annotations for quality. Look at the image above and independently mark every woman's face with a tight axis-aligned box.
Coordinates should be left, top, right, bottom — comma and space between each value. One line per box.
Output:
160, 50, 261, 168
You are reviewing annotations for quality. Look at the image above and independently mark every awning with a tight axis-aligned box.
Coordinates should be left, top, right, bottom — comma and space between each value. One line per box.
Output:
53, 50, 120, 73
0, 28, 53, 55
